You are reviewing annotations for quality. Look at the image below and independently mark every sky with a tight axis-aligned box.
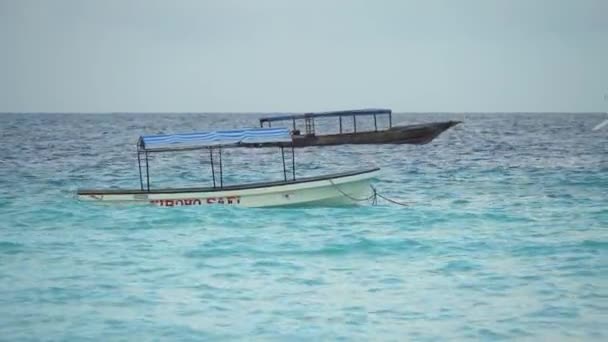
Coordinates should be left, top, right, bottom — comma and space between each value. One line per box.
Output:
0, 0, 606, 113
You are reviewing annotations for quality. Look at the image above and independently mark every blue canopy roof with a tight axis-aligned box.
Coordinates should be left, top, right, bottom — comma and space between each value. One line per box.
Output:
139, 127, 292, 151
259, 108, 391, 123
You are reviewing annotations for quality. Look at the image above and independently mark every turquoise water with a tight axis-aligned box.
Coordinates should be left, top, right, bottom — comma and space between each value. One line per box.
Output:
0, 113, 606, 340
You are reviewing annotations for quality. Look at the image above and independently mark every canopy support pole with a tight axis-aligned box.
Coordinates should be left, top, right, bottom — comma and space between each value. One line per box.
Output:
291, 143, 296, 180
389, 113, 392, 128
145, 151, 150, 191
339, 116, 343, 133
137, 150, 144, 191
209, 147, 216, 188
281, 146, 287, 181
292, 118, 296, 131
374, 114, 378, 131
219, 146, 223, 188
353, 115, 357, 133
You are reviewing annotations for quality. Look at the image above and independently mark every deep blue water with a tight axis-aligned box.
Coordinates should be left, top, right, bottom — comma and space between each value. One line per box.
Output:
0, 113, 606, 340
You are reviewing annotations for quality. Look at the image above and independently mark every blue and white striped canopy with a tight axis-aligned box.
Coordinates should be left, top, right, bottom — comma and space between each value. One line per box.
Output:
139, 127, 291, 151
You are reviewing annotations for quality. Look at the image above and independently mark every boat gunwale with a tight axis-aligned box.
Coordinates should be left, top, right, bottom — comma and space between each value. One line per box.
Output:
77, 168, 380, 195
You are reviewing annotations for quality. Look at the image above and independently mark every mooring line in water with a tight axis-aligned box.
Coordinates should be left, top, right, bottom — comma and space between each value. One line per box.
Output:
328, 180, 409, 207
370, 186, 410, 207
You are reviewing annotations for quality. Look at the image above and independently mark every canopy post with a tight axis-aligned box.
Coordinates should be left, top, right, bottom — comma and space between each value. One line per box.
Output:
374, 114, 378, 131
339, 116, 343, 133
353, 115, 357, 133
137, 150, 144, 191
209, 147, 216, 188
145, 151, 150, 191
389, 112, 392, 128
305, 117, 313, 135
292, 118, 296, 131
219, 146, 223, 188
291, 143, 295, 180
281, 146, 287, 181
260, 121, 264, 128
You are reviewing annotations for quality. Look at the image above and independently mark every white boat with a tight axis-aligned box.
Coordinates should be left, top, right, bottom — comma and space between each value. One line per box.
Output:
77, 127, 379, 208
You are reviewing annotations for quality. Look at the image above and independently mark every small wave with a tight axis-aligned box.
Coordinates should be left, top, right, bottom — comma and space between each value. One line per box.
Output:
436, 260, 480, 273
513, 240, 608, 257
0, 241, 26, 254
184, 238, 429, 259
300, 238, 429, 256
581, 240, 608, 250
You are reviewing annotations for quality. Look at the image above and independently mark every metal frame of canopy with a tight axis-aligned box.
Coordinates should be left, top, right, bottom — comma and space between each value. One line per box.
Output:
135, 128, 296, 192
259, 109, 393, 135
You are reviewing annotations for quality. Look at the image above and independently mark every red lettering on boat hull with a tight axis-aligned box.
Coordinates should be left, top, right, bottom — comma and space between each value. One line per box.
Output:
150, 197, 240, 207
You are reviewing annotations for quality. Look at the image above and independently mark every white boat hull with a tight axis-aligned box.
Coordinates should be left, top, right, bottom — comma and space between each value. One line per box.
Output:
77, 169, 379, 208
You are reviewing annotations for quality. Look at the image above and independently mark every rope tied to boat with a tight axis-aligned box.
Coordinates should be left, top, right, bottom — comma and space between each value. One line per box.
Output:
370, 185, 411, 207
328, 180, 410, 207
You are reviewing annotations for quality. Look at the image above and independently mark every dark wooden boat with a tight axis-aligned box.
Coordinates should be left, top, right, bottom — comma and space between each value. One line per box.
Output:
248, 109, 460, 148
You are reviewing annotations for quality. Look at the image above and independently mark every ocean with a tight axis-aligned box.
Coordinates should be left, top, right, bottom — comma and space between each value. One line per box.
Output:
0, 113, 606, 340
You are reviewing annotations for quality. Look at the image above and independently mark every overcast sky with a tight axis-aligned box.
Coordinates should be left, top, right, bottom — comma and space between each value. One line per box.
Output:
1, 0, 606, 113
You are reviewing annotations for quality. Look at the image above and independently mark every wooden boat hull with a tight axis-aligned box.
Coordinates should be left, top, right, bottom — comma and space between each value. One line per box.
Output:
77, 168, 379, 208
244, 121, 460, 148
